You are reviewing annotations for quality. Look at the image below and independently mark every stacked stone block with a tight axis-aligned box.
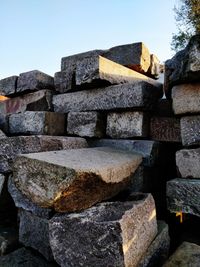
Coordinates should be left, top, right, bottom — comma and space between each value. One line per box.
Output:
166, 35, 200, 220
0, 42, 172, 266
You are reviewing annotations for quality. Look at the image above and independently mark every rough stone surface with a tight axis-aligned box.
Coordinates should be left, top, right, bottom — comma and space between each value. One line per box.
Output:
0, 226, 18, 256
8, 176, 53, 218
106, 111, 149, 138
67, 111, 105, 137
13, 147, 142, 212
54, 70, 75, 93
165, 34, 200, 98
53, 81, 163, 112
0, 135, 87, 173
19, 209, 53, 261
176, 148, 200, 178
172, 83, 200, 115
147, 54, 160, 79
0, 90, 53, 115
0, 174, 5, 195
0, 247, 56, 267
0, 129, 6, 139
87, 139, 160, 167
0, 76, 18, 96
167, 178, 200, 217
75, 56, 161, 89
9, 111, 65, 135
49, 194, 157, 267
150, 117, 181, 142
163, 242, 200, 267
180, 115, 200, 146
103, 42, 151, 73
138, 221, 170, 267
17, 70, 54, 93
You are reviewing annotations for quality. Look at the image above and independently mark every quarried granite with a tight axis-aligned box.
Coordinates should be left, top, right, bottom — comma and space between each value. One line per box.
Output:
53, 81, 163, 113
165, 34, 200, 98
106, 112, 149, 138
180, 115, 200, 146
17, 70, 54, 93
163, 242, 200, 267
67, 111, 105, 137
0, 135, 87, 173
49, 193, 157, 267
9, 111, 65, 135
176, 148, 200, 178
0, 76, 18, 96
167, 178, 200, 217
13, 147, 142, 212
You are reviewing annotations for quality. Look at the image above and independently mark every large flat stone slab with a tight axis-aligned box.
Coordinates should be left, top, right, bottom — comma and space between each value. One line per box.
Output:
0, 76, 18, 96
13, 147, 142, 212
172, 83, 200, 115
49, 194, 157, 267
180, 115, 200, 146
67, 111, 105, 137
17, 70, 54, 93
19, 209, 53, 261
176, 148, 200, 178
138, 221, 170, 267
9, 111, 65, 135
0, 90, 53, 115
106, 111, 149, 138
167, 178, 200, 217
165, 34, 200, 98
88, 139, 160, 167
0, 247, 56, 267
53, 81, 163, 113
163, 241, 200, 267
0, 135, 87, 173
150, 117, 181, 142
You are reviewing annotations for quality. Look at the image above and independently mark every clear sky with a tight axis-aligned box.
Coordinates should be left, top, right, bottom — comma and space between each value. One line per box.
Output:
0, 0, 178, 79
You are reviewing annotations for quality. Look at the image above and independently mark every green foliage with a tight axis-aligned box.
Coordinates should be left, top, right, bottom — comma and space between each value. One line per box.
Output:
171, 0, 200, 51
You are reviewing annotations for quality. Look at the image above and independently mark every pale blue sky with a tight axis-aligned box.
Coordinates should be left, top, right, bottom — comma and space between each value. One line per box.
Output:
0, 0, 178, 79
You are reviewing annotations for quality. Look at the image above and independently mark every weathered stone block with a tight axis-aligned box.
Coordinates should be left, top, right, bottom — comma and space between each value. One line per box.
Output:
17, 70, 54, 93
53, 81, 163, 112
138, 221, 170, 267
150, 117, 181, 142
8, 176, 53, 218
67, 111, 105, 137
0, 227, 18, 256
167, 178, 200, 217
0, 247, 56, 266
165, 34, 200, 98
49, 194, 157, 267
180, 115, 200, 146
76, 56, 161, 89
107, 111, 149, 138
88, 139, 160, 167
0, 76, 18, 96
54, 70, 75, 93
163, 242, 200, 267
0, 135, 87, 173
9, 111, 65, 135
172, 83, 200, 115
176, 148, 200, 178
0, 90, 53, 115
147, 54, 160, 79
13, 147, 142, 212
19, 209, 53, 261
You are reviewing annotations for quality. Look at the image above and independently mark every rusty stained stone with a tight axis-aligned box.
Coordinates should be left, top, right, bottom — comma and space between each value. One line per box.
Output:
13, 147, 142, 212
150, 117, 181, 142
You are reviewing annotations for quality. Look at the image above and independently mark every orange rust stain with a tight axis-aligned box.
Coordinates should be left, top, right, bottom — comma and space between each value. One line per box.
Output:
0, 95, 9, 102
176, 211, 183, 223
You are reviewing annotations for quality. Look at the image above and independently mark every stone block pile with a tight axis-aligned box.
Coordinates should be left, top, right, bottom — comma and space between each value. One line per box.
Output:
0, 41, 175, 266
166, 35, 200, 219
